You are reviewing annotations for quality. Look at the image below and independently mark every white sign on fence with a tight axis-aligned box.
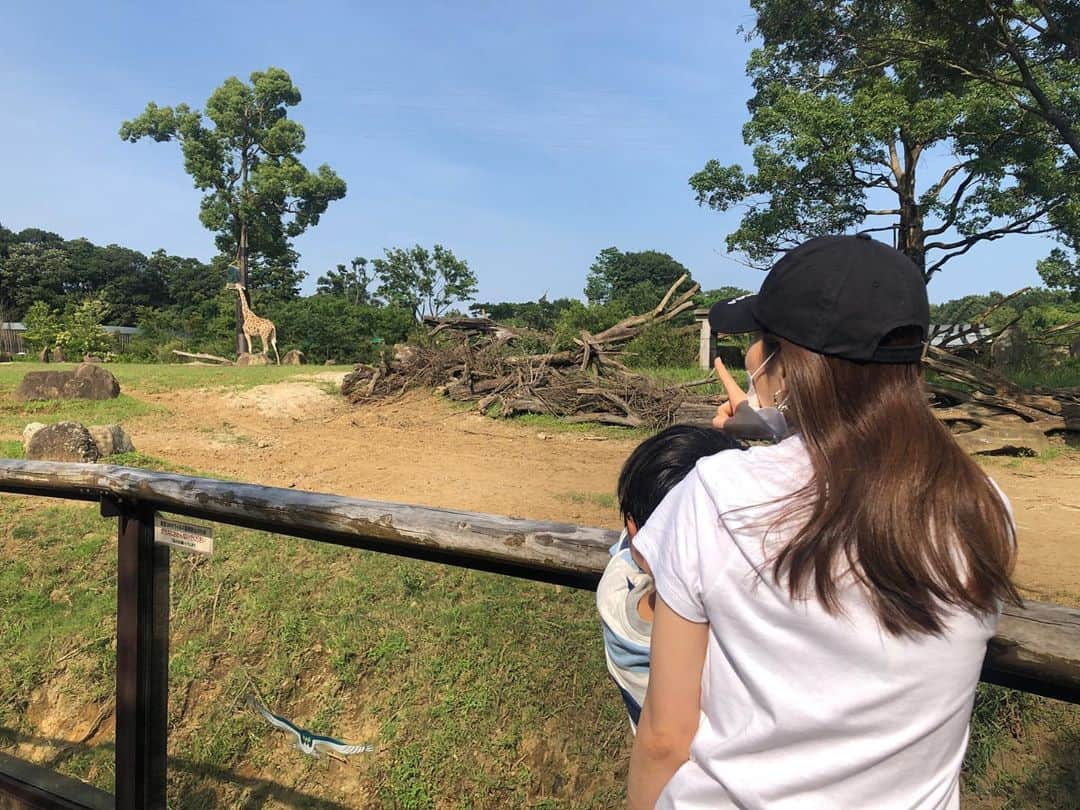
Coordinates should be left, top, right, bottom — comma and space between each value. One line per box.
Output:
154, 515, 214, 555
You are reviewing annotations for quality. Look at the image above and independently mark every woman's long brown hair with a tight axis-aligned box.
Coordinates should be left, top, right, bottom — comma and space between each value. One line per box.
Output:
770, 333, 1020, 637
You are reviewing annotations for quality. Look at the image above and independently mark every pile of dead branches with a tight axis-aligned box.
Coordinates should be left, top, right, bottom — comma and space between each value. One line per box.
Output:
926, 346, 1079, 455
342, 275, 702, 428
343, 275, 1079, 450
919, 290, 1080, 455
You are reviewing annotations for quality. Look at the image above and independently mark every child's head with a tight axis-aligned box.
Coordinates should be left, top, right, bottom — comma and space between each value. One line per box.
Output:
618, 425, 739, 540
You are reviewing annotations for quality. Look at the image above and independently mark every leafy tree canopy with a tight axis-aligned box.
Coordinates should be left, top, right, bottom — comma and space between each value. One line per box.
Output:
585, 248, 694, 312
0, 226, 179, 323
690, 0, 1080, 280
316, 257, 373, 305
469, 296, 578, 332
373, 244, 478, 321
120, 68, 345, 345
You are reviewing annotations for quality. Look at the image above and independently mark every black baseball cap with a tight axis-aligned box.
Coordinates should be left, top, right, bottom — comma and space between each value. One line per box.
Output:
708, 235, 930, 363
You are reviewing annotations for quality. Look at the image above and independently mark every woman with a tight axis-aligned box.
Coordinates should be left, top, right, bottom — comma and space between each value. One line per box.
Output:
627, 235, 1018, 809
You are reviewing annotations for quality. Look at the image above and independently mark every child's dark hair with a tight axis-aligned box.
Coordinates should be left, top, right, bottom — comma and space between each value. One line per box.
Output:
618, 425, 740, 528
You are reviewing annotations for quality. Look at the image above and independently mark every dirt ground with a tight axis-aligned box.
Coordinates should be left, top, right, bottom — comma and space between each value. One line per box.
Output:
126, 374, 1078, 603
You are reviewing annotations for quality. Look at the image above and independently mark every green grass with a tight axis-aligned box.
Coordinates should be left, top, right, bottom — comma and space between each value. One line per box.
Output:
0, 496, 630, 807
559, 491, 619, 512
507, 412, 652, 440
0, 392, 158, 438
0, 361, 353, 397
1003, 358, 1080, 390
961, 684, 1080, 807
2, 491, 1075, 807
0, 362, 353, 443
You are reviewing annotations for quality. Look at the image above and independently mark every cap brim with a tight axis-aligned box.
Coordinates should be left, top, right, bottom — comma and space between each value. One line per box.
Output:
708, 295, 760, 334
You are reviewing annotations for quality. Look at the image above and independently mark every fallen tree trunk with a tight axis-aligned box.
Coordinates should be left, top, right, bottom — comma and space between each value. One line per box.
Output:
171, 350, 234, 365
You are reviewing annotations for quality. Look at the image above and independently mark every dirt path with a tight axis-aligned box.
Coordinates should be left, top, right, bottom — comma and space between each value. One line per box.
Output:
126, 376, 1079, 602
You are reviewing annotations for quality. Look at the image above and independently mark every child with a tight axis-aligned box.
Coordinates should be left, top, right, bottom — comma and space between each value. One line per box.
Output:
597, 425, 740, 731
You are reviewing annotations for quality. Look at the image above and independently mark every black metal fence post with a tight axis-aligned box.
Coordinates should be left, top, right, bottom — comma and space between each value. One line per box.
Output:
104, 497, 169, 809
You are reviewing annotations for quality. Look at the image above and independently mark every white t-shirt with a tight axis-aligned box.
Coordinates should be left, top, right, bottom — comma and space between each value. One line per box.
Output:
632, 435, 1000, 810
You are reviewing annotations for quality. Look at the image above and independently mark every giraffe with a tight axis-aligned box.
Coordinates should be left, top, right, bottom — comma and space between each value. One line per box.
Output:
227, 283, 280, 364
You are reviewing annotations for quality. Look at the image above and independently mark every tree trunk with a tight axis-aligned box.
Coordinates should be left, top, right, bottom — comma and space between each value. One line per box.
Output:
235, 223, 249, 356
896, 140, 927, 279
236, 154, 250, 356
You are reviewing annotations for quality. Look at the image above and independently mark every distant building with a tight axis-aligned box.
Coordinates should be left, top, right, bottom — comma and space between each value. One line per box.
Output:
928, 323, 991, 354
0, 322, 139, 355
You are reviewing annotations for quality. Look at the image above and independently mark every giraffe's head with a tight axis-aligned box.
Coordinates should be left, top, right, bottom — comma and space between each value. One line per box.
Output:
225, 282, 246, 292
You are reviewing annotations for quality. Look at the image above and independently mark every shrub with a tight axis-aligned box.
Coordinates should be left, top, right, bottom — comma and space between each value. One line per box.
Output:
268, 296, 416, 364
623, 323, 698, 368
552, 300, 631, 351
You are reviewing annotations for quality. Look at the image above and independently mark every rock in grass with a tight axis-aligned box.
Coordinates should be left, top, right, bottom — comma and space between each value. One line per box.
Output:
25, 421, 101, 463
65, 363, 121, 399
15, 362, 120, 401
236, 352, 270, 366
282, 349, 305, 365
22, 422, 47, 447
88, 425, 135, 457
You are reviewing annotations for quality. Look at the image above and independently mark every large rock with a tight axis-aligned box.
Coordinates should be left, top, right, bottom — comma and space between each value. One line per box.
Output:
15, 371, 70, 400
236, 352, 270, 367
88, 424, 135, 457
282, 349, 305, 365
66, 363, 121, 399
15, 363, 120, 401
25, 422, 101, 463
22, 422, 47, 447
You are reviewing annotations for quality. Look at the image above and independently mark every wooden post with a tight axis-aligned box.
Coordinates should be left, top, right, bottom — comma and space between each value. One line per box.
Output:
105, 497, 168, 809
698, 316, 714, 370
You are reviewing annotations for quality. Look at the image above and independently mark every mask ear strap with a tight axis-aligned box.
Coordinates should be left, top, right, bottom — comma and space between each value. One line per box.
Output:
750, 350, 777, 382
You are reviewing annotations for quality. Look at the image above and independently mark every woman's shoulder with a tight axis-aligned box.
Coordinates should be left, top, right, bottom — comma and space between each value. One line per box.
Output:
697, 434, 809, 481
690, 435, 811, 522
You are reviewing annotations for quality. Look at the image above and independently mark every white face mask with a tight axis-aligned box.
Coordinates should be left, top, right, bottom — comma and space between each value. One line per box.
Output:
746, 350, 776, 411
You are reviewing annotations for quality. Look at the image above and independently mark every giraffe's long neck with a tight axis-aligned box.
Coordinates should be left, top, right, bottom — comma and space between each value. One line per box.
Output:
236, 287, 254, 321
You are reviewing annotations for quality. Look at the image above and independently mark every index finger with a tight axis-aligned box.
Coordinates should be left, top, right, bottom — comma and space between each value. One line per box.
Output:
713, 356, 747, 406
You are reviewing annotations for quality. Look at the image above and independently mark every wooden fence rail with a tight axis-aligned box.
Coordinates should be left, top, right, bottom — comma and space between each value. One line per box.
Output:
0, 458, 1077, 808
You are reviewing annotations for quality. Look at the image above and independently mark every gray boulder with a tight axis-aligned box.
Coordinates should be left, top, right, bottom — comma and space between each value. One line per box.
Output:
15, 371, 70, 400
22, 422, 47, 447
88, 424, 135, 457
65, 363, 121, 399
25, 422, 101, 463
282, 349, 305, 365
15, 363, 120, 401
236, 352, 270, 366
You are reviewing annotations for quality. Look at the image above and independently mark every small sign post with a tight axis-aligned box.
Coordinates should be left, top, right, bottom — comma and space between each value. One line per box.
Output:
154, 515, 214, 555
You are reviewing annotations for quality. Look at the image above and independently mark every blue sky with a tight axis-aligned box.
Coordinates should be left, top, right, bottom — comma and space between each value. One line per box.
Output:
0, 1, 1060, 305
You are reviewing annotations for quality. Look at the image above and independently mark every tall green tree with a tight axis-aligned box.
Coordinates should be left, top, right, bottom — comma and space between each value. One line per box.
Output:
120, 67, 347, 351
373, 245, 478, 321
317, 257, 372, 305
585, 248, 694, 311
842, 2, 1080, 160
2, 242, 71, 314
690, 0, 1079, 280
